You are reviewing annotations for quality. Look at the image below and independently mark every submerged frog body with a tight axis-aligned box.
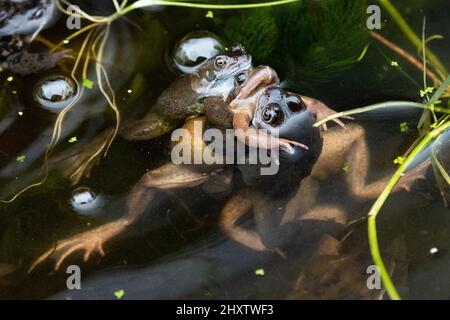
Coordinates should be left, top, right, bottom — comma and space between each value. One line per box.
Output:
0, 0, 66, 75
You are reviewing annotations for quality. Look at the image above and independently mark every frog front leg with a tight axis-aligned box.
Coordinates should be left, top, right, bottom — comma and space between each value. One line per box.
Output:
28, 163, 211, 272
301, 96, 350, 130
119, 111, 178, 141
50, 128, 115, 185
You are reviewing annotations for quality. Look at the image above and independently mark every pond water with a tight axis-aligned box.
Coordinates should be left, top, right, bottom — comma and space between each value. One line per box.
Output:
0, 0, 449, 299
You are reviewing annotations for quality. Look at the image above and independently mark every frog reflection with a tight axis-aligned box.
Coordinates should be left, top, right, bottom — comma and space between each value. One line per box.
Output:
55, 45, 253, 184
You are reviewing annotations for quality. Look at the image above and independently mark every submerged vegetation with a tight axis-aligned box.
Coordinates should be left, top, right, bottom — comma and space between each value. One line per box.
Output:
225, 0, 369, 87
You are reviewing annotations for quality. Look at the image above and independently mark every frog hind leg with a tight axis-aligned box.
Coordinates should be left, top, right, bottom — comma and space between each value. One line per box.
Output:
29, 163, 210, 272
219, 189, 268, 252
344, 126, 389, 200
119, 111, 177, 141
345, 127, 429, 200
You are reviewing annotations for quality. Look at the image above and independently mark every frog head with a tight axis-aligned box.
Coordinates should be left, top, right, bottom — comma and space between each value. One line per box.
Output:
193, 44, 252, 100
252, 87, 323, 164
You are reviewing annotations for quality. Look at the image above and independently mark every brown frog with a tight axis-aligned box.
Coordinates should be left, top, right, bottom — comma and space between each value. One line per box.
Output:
54, 45, 253, 185
219, 73, 428, 253
28, 80, 325, 272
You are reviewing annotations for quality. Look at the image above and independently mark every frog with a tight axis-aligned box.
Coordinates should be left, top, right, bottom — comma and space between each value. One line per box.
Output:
227, 65, 351, 154
0, 0, 69, 76
219, 89, 429, 253
54, 44, 253, 185
28, 82, 324, 272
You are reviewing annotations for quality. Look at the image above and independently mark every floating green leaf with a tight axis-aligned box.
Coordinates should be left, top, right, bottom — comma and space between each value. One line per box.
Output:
68, 137, 78, 143
255, 268, 265, 276
114, 289, 125, 299
400, 122, 409, 132
83, 78, 94, 90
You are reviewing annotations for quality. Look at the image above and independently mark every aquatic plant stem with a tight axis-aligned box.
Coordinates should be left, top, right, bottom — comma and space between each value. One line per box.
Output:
366, 75, 450, 300
368, 120, 450, 300
314, 101, 450, 128
378, 0, 448, 76
110, 0, 301, 21
370, 31, 442, 85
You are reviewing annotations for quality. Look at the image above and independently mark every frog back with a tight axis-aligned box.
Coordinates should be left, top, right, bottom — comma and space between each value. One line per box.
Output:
152, 74, 205, 124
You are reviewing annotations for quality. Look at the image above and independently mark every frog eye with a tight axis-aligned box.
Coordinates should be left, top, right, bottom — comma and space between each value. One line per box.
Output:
262, 103, 284, 125
235, 72, 247, 85
214, 56, 226, 69
286, 95, 306, 112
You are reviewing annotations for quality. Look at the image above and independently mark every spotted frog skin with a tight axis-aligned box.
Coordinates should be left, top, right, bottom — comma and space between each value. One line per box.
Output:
0, 0, 66, 75
119, 45, 252, 141
28, 59, 431, 271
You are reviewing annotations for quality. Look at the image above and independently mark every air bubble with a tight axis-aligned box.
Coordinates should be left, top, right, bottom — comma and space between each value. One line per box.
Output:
70, 187, 104, 216
173, 31, 224, 74
34, 75, 77, 112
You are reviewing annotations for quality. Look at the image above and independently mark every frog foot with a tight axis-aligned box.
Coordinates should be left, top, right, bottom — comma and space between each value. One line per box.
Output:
302, 96, 353, 131
28, 220, 128, 273
273, 138, 308, 155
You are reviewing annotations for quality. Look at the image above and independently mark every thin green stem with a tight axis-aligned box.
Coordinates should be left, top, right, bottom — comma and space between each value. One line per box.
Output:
367, 120, 450, 300
314, 101, 450, 128
366, 76, 450, 300
378, 0, 448, 76
110, 0, 301, 20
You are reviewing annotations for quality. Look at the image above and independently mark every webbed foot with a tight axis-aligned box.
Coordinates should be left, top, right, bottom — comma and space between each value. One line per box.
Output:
28, 220, 128, 273
301, 96, 353, 131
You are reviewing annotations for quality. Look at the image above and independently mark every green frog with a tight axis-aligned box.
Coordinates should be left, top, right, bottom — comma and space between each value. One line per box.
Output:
0, 0, 68, 75
55, 45, 253, 185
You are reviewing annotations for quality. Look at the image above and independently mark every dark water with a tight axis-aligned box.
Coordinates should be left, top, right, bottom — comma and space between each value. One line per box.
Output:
0, 0, 449, 299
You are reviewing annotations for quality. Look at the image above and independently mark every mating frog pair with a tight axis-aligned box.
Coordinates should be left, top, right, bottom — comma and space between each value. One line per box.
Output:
29, 43, 347, 270
28, 42, 428, 270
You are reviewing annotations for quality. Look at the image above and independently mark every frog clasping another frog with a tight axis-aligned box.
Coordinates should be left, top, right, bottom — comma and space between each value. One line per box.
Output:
28, 54, 426, 272
53, 44, 253, 184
